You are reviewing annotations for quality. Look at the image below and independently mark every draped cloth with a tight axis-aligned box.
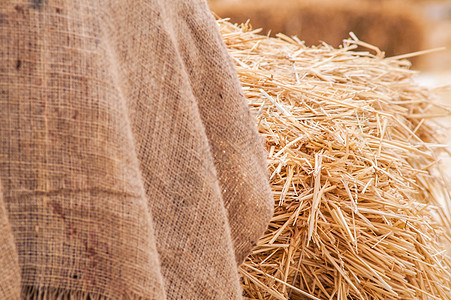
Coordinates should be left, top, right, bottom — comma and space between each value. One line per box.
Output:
0, 1, 273, 298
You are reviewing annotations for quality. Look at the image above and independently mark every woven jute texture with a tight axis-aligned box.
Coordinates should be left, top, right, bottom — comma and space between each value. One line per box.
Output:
0, 0, 273, 298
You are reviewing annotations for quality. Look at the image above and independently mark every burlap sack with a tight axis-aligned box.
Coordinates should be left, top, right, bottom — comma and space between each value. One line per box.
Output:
0, 0, 273, 298
0, 184, 21, 299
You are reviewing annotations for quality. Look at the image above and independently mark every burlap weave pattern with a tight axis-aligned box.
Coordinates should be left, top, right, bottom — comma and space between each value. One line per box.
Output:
0, 184, 21, 299
0, 0, 273, 298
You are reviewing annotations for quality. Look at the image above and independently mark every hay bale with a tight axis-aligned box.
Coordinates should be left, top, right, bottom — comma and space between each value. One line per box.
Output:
218, 20, 451, 299
211, 0, 425, 65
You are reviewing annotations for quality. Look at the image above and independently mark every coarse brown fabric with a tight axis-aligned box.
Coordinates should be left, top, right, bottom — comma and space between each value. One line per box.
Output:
0, 0, 273, 299
0, 184, 21, 299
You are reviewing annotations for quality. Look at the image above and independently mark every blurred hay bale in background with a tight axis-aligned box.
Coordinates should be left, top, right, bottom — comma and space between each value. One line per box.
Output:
219, 19, 451, 299
416, 0, 451, 71
211, 0, 426, 65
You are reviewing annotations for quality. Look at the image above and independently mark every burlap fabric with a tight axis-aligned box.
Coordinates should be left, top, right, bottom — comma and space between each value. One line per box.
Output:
0, 0, 273, 298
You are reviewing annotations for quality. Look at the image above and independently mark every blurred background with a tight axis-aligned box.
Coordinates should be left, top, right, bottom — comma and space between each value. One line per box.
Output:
209, 0, 451, 93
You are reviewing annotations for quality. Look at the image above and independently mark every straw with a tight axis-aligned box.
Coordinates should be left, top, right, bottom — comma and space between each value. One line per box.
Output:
218, 19, 451, 299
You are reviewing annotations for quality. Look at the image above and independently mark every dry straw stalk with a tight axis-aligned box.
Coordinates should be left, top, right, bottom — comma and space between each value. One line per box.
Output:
218, 19, 451, 299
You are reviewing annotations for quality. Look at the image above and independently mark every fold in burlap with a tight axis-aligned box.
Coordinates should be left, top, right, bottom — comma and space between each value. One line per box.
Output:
0, 1, 273, 298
